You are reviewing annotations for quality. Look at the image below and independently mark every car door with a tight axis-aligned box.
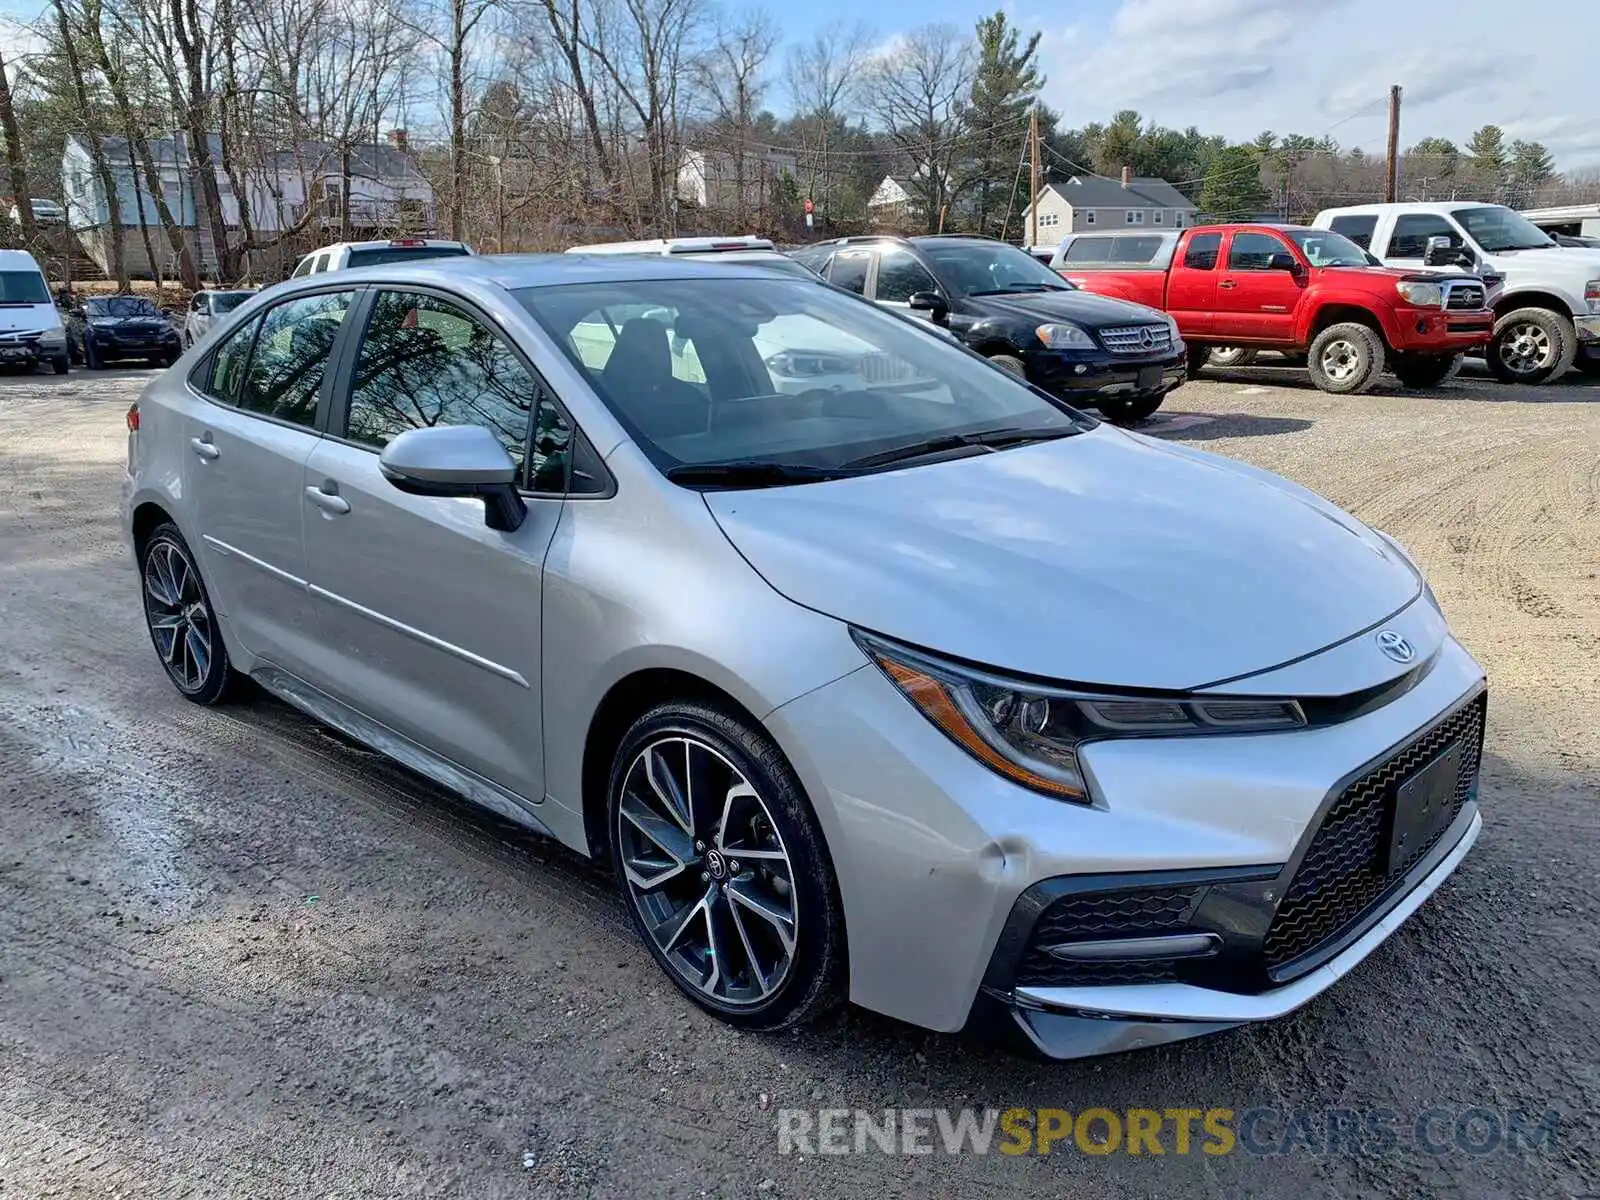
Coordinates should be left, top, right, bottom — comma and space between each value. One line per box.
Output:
183, 287, 357, 680
298, 287, 570, 804
1165, 231, 1222, 338
870, 247, 942, 318
1215, 230, 1305, 341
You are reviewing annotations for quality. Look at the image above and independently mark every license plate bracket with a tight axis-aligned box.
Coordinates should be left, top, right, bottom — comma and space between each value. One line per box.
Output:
1137, 365, 1163, 391
1388, 739, 1463, 874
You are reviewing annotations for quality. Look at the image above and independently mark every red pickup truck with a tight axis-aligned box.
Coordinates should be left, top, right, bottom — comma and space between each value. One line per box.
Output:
1050, 224, 1495, 393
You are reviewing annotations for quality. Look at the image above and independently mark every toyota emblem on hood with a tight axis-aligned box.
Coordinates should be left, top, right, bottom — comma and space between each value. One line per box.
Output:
1375, 630, 1415, 664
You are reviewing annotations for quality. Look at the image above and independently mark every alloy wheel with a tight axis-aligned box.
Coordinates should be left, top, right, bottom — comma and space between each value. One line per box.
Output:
616, 736, 798, 1007
1497, 322, 1552, 376
142, 539, 213, 693
1319, 339, 1361, 383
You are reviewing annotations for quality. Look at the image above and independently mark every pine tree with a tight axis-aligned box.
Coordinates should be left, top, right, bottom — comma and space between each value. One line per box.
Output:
1467, 125, 1507, 171
961, 11, 1042, 238
1198, 144, 1268, 219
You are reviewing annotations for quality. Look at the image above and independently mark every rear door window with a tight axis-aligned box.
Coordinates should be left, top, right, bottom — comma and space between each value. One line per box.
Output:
204, 316, 260, 403
826, 251, 871, 295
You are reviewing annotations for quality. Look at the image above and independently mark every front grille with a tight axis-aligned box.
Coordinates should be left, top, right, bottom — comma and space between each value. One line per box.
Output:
1098, 324, 1173, 355
1017, 885, 1202, 987
0, 331, 41, 344
1262, 694, 1485, 973
1445, 283, 1486, 310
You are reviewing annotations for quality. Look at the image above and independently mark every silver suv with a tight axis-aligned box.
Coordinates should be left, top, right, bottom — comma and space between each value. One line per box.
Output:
123, 255, 1486, 1057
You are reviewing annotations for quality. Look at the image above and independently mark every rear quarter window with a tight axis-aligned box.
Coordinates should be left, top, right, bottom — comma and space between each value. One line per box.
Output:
1064, 236, 1164, 265
1328, 214, 1379, 250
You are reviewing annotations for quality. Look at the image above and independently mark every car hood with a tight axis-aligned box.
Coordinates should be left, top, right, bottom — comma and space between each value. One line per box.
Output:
705, 429, 1421, 690
0, 306, 62, 333
970, 289, 1167, 328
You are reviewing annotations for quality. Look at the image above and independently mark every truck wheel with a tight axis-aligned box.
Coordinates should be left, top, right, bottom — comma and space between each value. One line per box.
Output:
987, 353, 1026, 378
1391, 352, 1462, 389
1185, 345, 1211, 374
1207, 346, 1257, 368
1097, 394, 1165, 426
1487, 307, 1575, 384
1308, 323, 1385, 395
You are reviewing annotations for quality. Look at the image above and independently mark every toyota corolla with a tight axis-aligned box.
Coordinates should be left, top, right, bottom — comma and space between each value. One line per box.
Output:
122, 255, 1485, 1058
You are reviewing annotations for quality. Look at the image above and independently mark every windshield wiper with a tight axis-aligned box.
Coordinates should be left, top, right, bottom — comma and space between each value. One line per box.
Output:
665, 460, 856, 488
969, 283, 1068, 295
842, 425, 1076, 470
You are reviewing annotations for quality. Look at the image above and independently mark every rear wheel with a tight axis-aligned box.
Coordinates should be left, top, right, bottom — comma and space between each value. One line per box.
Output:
608, 701, 844, 1031
1391, 352, 1461, 389
987, 353, 1026, 378
1207, 346, 1258, 368
1307, 322, 1385, 395
1486, 307, 1575, 384
139, 523, 239, 704
1185, 344, 1211, 374
1096, 393, 1166, 425
84, 337, 103, 370
51, 352, 68, 375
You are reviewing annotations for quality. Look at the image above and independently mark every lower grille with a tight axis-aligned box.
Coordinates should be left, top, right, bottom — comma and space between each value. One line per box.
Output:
1098, 324, 1173, 355
1262, 693, 1485, 973
1017, 885, 1203, 987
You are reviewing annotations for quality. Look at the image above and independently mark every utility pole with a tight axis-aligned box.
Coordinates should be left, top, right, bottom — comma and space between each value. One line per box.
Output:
1383, 84, 1402, 203
1028, 105, 1041, 247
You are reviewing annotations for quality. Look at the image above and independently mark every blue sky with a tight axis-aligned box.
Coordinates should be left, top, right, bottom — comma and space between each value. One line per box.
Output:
6, 0, 1598, 168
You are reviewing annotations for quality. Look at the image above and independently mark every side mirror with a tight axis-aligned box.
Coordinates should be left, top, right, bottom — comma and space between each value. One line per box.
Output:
908, 291, 949, 323
379, 425, 527, 532
1268, 252, 1302, 273
1423, 236, 1472, 269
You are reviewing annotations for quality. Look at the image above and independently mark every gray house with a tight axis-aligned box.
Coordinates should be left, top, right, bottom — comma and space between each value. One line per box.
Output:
1022, 169, 1197, 247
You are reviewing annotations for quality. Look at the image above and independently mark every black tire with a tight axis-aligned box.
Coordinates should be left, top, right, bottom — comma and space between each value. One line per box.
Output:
1096, 393, 1166, 425
1207, 346, 1257, 368
1486, 307, 1575, 385
987, 353, 1026, 378
52, 353, 68, 375
1391, 352, 1461, 389
607, 700, 844, 1032
84, 337, 103, 370
1574, 351, 1600, 377
1185, 344, 1211, 374
139, 523, 239, 705
1307, 322, 1385, 395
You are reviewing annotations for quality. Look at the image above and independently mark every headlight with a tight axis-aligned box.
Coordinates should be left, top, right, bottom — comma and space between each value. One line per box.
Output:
1585, 279, 1599, 315
1036, 322, 1094, 348
89, 319, 116, 328
1395, 280, 1443, 307
855, 632, 1306, 804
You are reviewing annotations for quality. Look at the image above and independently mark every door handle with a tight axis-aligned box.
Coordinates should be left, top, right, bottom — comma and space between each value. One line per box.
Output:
189, 435, 220, 460
1218, 280, 1237, 290
305, 484, 351, 515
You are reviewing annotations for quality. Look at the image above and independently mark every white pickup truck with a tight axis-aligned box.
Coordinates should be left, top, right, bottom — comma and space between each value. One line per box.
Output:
1311, 202, 1600, 383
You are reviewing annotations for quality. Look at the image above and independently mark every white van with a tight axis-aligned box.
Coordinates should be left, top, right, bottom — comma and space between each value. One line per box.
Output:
0, 249, 69, 374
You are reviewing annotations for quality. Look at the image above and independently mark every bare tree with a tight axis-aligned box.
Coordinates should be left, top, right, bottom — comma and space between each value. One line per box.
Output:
784, 21, 870, 223
864, 23, 971, 234
49, 0, 130, 287
695, 8, 776, 227
0, 50, 39, 247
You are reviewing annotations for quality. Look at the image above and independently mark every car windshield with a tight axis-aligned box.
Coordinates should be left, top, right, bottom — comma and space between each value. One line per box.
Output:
344, 245, 470, 268
1285, 230, 1371, 267
0, 270, 50, 304
211, 291, 253, 312
918, 240, 1073, 295
1455, 206, 1555, 252
517, 276, 1089, 479
87, 297, 162, 318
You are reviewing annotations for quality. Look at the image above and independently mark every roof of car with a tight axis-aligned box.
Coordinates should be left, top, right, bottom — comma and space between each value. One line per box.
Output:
1316, 201, 1490, 217
274, 252, 805, 292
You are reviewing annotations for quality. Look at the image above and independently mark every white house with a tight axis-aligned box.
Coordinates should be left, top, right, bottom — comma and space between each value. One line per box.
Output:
1021, 169, 1198, 247
677, 147, 798, 212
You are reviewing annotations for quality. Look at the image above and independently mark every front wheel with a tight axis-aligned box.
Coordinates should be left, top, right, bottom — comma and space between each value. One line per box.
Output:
608, 702, 844, 1031
1096, 393, 1166, 425
51, 353, 69, 375
139, 523, 239, 704
1486, 307, 1575, 384
1307, 322, 1386, 395
1391, 351, 1462, 389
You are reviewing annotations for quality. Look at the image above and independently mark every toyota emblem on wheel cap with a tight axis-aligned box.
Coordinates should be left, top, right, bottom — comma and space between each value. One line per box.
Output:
1375, 630, 1415, 663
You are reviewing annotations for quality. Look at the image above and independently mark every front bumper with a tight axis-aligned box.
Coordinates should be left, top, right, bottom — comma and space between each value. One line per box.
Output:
765, 623, 1487, 1049
1028, 345, 1187, 400
93, 331, 180, 359
1391, 308, 1494, 353
0, 334, 66, 365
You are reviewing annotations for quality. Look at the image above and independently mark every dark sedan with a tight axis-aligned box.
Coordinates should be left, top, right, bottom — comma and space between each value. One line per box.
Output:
68, 295, 182, 369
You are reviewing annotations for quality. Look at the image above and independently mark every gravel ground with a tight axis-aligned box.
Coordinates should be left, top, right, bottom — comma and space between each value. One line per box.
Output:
0, 362, 1596, 1198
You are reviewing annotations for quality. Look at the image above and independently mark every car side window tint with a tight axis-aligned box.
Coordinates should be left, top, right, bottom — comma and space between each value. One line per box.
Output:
874, 249, 938, 303
789, 246, 832, 277
1389, 214, 1461, 258
1064, 238, 1112, 263
345, 290, 547, 482
1226, 232, 1288, 271
1329, 214, 1378, 250
828, 251, 870, 295
1182, 232, 1221, 270
206, 315, 260, 403
236, 292, 352, 425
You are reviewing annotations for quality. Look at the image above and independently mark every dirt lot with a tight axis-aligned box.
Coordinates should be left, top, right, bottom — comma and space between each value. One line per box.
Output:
1, 362, 1596, 1198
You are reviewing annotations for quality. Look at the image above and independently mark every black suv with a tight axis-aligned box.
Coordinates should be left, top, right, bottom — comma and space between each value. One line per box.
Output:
790, 235, 1186, 424
67, 295, 182, 369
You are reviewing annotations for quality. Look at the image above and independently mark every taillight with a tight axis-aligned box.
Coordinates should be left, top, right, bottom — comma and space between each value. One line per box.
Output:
126, 403, 140, 432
